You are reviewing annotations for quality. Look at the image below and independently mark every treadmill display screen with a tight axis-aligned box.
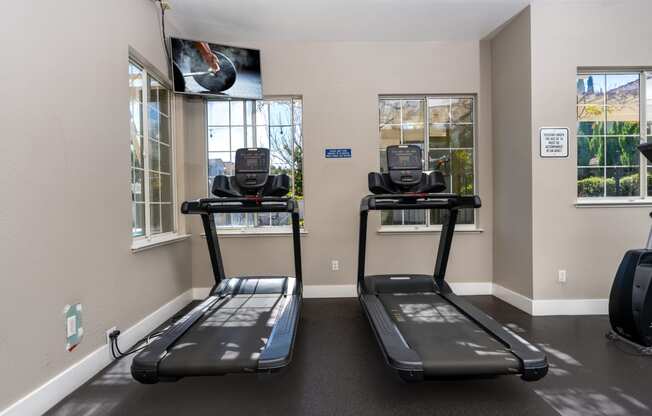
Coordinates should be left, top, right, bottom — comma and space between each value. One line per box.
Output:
236, 149, 269, 173
387, 146, 421, 171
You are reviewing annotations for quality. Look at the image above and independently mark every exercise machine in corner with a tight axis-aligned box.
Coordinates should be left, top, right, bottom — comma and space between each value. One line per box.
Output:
608, 143, 652, 354
357, 144, 548, 382
131, 148, 303, 383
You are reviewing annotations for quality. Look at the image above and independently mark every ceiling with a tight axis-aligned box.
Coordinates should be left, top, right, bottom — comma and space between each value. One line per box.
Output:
166, 0, 529, 42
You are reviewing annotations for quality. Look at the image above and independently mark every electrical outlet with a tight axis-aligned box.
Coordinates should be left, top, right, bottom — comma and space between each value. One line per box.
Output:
558, 270, 567, 284
331, 260, 339, 271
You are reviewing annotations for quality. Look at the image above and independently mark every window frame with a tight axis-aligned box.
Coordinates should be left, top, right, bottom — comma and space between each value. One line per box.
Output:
205, 96, 304, 235
378, 94, 479, 232
576, 68, 651, 205
129, 52, 180, 248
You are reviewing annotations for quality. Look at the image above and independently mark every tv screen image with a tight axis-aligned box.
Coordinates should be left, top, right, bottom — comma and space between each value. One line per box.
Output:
170, 38, 262, 99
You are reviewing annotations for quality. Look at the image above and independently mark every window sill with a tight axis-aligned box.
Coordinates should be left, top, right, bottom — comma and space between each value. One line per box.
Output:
131, 233, 191, 253
202, 228, 308, 238
575, 198, 652, 208
377, 226, 483, 234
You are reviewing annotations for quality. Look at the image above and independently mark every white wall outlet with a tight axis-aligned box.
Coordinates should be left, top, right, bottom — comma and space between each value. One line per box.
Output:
331, 260, 340, 271
558, 270, 567, 284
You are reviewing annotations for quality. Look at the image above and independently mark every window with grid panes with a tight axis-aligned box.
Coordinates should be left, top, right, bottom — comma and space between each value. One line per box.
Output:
576, 71, 652, 199
206, 97, 303, 230
378, 96, 476, 227
129, 60, 175, 239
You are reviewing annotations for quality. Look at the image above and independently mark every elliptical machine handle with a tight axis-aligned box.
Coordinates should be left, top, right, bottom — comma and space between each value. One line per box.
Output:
646, 211, 652, 250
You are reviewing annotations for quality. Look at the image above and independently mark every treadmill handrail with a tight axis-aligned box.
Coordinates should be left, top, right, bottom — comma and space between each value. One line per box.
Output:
357, 194, 475, 287
361, 194, 481, 212
182, 196, 296, 214
182, 195, 303, 287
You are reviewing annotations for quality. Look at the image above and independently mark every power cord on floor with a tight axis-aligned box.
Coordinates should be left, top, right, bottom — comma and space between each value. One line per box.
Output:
108, 307, 187, 359
108, 329, 166, 359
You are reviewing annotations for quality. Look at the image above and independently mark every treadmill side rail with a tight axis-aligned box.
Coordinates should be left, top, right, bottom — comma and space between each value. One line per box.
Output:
258, 295, 301, 370
360, 294, 423, 374
131, 296, 223, 384
439, 292, 549, 381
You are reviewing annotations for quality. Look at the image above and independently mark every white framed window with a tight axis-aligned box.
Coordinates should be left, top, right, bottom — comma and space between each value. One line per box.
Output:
577, 70, 651, 202
129, 59, 177, 242
206, 97, 304, 231
378, 95, 477, 229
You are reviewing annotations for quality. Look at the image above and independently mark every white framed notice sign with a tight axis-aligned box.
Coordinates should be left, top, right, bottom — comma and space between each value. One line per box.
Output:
539, 127, 569, 158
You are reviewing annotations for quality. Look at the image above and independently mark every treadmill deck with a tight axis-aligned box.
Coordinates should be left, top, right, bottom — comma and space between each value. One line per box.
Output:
378, 292, 520, 377
132, 276, 301, 382
159, 292, 285, 376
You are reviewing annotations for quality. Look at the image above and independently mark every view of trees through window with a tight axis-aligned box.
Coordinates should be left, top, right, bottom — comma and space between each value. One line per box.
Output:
206, 98, 303, 229
577, 72, 651, 198
378, 96, 476, 227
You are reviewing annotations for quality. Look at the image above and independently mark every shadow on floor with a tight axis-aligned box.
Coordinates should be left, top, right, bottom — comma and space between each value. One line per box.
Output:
46, 297, 652, 416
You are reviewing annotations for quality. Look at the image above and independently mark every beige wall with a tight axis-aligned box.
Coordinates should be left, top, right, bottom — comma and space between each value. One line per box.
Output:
491, 8, 533, 297
183, 40, 495, 288
0, 1, 192, 410
530, 0, 652, 299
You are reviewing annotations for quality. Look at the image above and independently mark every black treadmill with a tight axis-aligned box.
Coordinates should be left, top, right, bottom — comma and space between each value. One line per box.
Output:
132, 148, 302, 384
358, 144, 548, 382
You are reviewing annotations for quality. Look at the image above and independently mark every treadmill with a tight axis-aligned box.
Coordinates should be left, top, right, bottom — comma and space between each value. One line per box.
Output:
132, 148, 302, 384
358, 144, 548, 382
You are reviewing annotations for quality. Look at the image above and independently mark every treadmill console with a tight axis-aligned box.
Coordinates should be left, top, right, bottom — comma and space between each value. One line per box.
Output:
368, 144, 446, 194
211, 148, 290, 197
387, 145, 423, 189
234, 148, 270, 191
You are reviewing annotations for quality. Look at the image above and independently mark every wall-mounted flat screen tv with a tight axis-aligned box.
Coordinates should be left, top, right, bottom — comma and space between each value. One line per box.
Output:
170, 37, 262, 99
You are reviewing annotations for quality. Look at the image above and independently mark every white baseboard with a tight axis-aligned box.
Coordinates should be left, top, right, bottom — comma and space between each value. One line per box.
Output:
492, 283, 608, 316
531, 298, 608, 316
0, 289, 194, 416
492, 284, 533, 314
449, 282, 493, 295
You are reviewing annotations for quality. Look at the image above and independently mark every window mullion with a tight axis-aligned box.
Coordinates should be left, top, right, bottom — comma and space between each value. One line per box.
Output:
228, 102, 233, 154
142, 70, 152, 239
424, 97, 430, 227
253, 101, 257, 147
641, 72, 647, 198
290, 99, 296, 197
170, 93, 178, 233
399, 100, 405, 225
243, 100, 247, 147
603, 74, 608, 198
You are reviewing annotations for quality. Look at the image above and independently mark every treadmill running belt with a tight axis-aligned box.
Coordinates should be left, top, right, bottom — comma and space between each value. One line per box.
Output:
158, 293, 284, 376
378, 293, 521, 377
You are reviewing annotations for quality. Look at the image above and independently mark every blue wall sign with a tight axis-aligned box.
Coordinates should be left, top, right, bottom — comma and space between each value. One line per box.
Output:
325, 148, 352, 159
